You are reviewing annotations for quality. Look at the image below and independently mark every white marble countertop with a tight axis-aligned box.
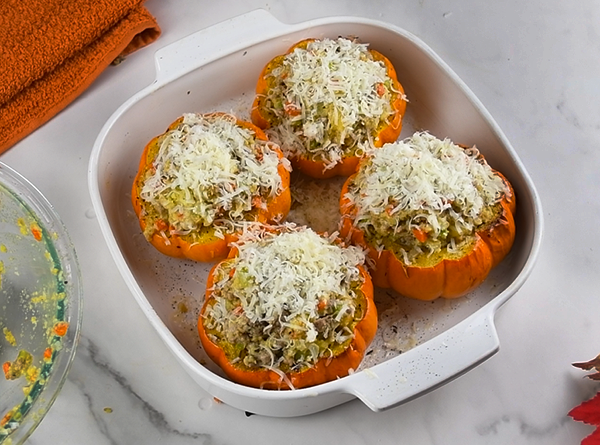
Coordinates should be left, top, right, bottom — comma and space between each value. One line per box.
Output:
4, 0, 600, 443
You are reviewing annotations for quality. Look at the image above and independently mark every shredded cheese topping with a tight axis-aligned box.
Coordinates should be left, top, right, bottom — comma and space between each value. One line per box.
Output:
261, 37, 400, 169
203, 224, 367, 374
346, 132, 509, 264
139, 113, 288, 238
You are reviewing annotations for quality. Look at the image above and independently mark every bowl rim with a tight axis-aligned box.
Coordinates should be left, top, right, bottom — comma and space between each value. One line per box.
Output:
0, 162, 83, 444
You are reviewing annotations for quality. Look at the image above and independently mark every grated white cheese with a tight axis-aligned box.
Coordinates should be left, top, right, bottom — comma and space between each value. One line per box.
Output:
262, 37, 400, 168
346, 132, 509, 263
139, 113, 287, 237
204, 224, 367, 372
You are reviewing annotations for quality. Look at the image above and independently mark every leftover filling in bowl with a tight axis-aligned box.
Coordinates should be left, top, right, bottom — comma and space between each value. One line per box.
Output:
252, 37, 407, 178
132, 112, 291, 262
0, 169, 80, 443
198, 224, 377, 389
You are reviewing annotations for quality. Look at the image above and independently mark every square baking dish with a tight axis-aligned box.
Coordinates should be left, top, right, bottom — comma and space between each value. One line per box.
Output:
88, 9, 543, 417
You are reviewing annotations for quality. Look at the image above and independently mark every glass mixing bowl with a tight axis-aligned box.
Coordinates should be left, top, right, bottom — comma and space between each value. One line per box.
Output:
0, 162, 82, 444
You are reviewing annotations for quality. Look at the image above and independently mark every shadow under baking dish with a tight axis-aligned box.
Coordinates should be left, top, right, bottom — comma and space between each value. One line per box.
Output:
88, 10, 542, 417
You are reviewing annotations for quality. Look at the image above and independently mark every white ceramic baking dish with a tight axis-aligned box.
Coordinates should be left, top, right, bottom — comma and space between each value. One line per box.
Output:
88, 9, 543, 417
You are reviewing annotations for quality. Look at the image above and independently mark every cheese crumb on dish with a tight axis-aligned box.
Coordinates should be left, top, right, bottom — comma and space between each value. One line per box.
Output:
261, 37, 400, 168
139, 113, 287, 238
286, 174, 345, 234
202, 224, 367, 374
345, 132, 509, 265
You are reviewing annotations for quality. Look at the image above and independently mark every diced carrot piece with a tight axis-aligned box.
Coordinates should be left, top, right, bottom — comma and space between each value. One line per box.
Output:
2, 362, 10, 379
53, 322, 69, 337
284, 102, 301, 116
412, 228, 429, 243
31, 224, 42, 241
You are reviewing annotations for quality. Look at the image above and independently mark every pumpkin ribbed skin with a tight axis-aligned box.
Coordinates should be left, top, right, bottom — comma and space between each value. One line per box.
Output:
251, 38, 407, 179
132, 113, 291, 262
339, 169, 516, 301
198, 245, 377, 390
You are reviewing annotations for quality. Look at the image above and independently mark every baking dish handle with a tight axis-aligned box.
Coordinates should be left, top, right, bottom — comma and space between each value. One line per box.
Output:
348, 312, 500, 412
153, 9, 289, 84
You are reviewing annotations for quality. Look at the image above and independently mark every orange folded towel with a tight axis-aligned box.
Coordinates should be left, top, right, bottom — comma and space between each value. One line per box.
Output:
0, 0, 161, 154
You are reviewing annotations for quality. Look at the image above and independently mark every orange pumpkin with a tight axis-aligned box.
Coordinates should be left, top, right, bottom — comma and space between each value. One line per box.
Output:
197, 228, 377, 390
132, 113, 291, 262
339, 142, 516, 301
251, 37, 407, 179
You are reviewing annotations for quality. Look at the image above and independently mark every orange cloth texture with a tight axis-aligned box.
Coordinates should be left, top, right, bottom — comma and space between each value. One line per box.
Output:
0, 0, 161, 154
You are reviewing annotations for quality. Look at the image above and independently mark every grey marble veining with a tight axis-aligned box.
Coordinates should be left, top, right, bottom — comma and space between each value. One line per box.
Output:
2, 0, 600, 443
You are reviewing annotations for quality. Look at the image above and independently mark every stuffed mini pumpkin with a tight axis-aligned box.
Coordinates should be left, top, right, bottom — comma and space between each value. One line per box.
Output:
339, 132, 516, 300
197, 224, 377, 389
251, 37, 407, 179
132, 112, 291, 262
